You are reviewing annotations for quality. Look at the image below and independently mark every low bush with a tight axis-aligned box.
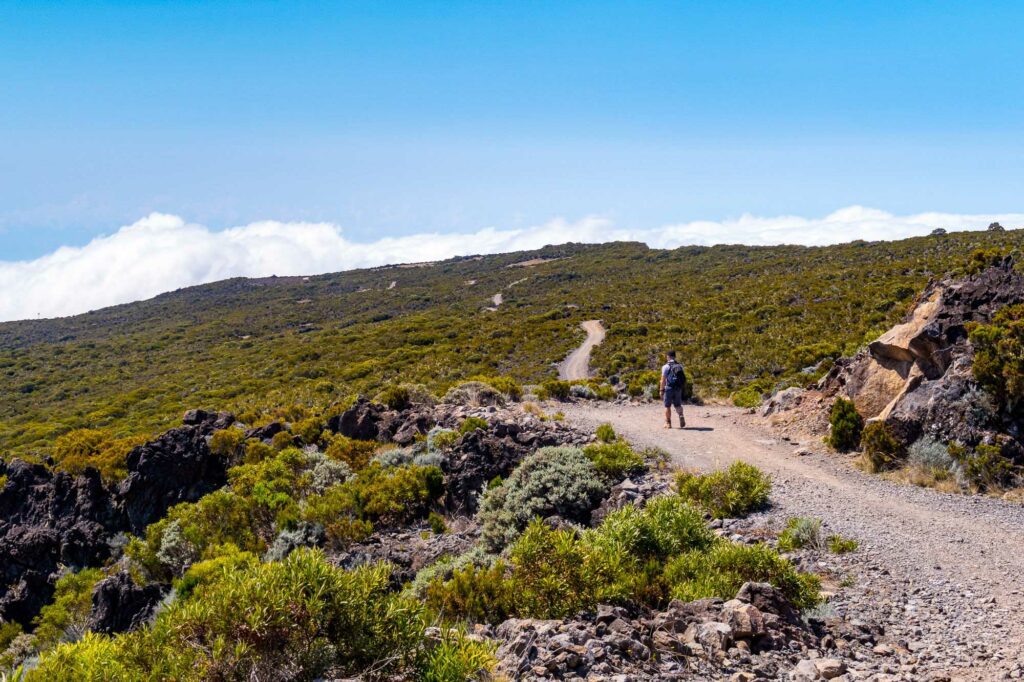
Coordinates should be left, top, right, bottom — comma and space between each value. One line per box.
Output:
731, 386, 763, 409
459, 416, 489, 434
29, 550, 495, 681
376, 383, 412, 410
675, 461, 771, 519
428, 511, 448, 535
50, 429, 144, 484
324, 434, 379, 471
827, 398, 863, 451
582, 441, 646, 480
592, 496, 714, 563
595, 423, 617, 443
664, 542, 820, 609
32, 568, 104, 651
539, 379, 572, 401
208, 427, 246, 459
427, 426, 459, 452
468, 375, 523, 401
827, 535, 859, 554
428, 494, 818, 624
859, 421, 903, 472
776, 517, 824, 552
955, 443, 1018, 492
477, 446, 608, 551
970, 303, 1024, 416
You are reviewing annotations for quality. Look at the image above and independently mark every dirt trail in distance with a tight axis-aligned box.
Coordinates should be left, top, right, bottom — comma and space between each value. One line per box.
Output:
558, 320, 605, 380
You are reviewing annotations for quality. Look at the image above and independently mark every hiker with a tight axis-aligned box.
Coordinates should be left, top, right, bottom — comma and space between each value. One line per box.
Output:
660, 350, 686, 429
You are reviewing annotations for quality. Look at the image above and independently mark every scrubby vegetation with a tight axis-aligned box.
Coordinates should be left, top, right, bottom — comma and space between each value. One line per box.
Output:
477, 446, 608, 551
859, 421, 904, 472
970, 303, 1024, 417
25, 550, 495, 681
6, 231, 1024, 461
827, 398, 863, 452
675, 461, 771, 519
427, 490, 818, 624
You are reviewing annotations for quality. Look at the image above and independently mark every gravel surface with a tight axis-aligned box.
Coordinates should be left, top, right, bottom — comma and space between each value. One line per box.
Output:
564, 402, 1024, 681
558, 320, 605, 381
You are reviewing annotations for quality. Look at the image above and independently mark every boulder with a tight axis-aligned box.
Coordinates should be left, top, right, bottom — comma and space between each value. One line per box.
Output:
87, 571, 166, 634
117, 419, 229, 534
819, 260, 1024, 450
326, 398, 397, 441
761, 387, 805, 417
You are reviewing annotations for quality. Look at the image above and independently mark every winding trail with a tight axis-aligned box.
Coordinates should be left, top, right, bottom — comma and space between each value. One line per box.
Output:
562, 402, 1024, 680
558, 320, 605, 380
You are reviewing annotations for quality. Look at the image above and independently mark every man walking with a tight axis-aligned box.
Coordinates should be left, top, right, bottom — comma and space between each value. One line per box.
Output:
660, 350, 686, 429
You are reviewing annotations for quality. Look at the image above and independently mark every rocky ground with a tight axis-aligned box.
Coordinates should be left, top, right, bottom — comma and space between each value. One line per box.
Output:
564, 401, 1024, 681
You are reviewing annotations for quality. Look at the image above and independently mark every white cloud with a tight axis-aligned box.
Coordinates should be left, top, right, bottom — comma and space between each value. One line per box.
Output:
1, 206, 1021, 322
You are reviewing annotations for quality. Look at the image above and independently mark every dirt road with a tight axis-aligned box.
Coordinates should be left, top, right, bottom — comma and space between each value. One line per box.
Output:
558, 320, 605, 380
563, 402, 1024, 680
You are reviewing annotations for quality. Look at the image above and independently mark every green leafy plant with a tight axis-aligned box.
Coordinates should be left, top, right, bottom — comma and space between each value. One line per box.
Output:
477, 446, 608, 551
595, 423, 617, 443
827, 535, 859, 554
970, 303, 1024, 416
859, 421, 904, 472
675, 461, 771, 519
827, 397, 863, 451
582, 441, 646, 480
458, 416, 489, 434
777, 517, 824, 552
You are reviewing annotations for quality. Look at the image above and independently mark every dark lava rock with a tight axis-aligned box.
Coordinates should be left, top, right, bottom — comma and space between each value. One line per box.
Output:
0, 411, 233, 628
117, 419, 228, 534
326, 398, 396, 441
87, 571, 167, 635
0, 462, 122, 627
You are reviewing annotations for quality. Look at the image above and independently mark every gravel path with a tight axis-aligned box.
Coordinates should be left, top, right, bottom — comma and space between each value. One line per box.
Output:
558, 320, 605, 380
564, 402, 1024, 680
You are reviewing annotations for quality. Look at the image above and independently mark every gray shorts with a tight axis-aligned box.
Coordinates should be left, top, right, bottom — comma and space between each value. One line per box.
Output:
663, 387, 684, 408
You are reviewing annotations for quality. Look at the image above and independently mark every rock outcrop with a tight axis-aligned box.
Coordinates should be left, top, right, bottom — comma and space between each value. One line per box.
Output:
0, 410, 232, 627
87, 570, 167, 635
820, 259, 1024, 449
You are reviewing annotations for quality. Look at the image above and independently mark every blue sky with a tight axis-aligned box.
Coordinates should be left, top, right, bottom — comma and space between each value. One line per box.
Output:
1, 1, 1022, 257
1, 1, 1023, 320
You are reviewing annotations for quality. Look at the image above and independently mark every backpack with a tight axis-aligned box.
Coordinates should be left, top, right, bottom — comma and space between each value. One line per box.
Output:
666, 361, 686, 391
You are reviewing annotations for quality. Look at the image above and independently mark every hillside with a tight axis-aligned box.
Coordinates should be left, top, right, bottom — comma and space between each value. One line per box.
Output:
3, 229, 1024, 457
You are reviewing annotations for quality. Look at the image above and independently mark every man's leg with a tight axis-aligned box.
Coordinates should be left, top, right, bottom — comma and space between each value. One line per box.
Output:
664, 406, 672, 427
674, 390, 686, 428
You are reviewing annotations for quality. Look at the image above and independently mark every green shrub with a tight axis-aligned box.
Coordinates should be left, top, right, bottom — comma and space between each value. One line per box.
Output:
827, 535, 859, 554
675, 461, 771, 519
664, 542, 820, 609
582, 441, 646, 480
303, 463, 443, 542
859, 421, 904, 472
29, 550, 495, 681
827, 397, 863, 451
731, 386, 763, 409
32, 568, 104, 650
291, 417, 325, 445
540, 379, 571, 401
270, 430, 294, 450
776, 517, 823, 552
956, 443, 1017, 492
591, 496, 714, 562
477, 446, 608, 551
458, 416, 489, 434
208, 427, 246, 458
595, 423, 617, 443
428, 511, 448, 535
425, 561, 514, 625
377, 383, 412, 410
468, 375, 523, 401
50, 429, 144, 484
970, 303, 1024, 416
325, 434, 379, 471
427, 427, 459, 452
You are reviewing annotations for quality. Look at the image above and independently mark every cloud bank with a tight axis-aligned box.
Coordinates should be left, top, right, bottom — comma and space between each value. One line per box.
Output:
2, 206, 1022, 322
